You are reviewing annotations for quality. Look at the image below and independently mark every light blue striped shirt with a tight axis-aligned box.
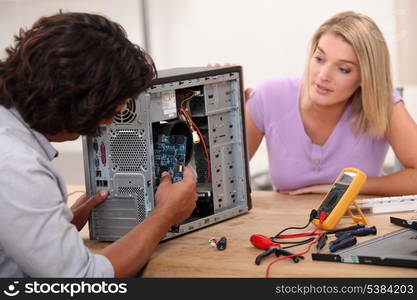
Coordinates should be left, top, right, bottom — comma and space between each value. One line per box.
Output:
0, 105, 114, 277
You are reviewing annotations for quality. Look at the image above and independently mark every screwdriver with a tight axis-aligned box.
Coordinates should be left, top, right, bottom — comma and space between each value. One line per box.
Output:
316, 234, 328, 250
329, 236, 357, 252
335, 226, 377, 237
326, 224, 365, 234
329, 233, 351, 248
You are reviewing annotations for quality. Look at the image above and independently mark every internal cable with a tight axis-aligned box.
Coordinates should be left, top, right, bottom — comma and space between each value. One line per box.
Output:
186, 113, 211, 182
178, 91, 211, 182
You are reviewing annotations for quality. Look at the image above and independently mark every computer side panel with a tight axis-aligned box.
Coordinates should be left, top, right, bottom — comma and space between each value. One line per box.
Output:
149, 69, 251, 240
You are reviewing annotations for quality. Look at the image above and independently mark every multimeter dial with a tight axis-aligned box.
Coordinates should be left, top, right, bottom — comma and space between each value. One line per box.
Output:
318, 184, 348, 214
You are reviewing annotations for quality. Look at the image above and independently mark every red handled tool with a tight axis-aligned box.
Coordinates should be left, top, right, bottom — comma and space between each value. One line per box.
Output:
250, 234, 280, 250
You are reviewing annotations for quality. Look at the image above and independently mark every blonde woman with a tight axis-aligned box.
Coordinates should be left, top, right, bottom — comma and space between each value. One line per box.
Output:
246, 11, 417, 196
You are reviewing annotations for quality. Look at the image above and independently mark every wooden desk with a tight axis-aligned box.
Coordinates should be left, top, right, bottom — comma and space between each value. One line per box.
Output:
68, 185, 417, 278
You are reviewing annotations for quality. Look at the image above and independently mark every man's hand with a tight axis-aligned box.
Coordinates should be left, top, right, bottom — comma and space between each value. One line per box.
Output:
282, 184, 332, 195
70, 190, 108, 231
153, 167, 198, 225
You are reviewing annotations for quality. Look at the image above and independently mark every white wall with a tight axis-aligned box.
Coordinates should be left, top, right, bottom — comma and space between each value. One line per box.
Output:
395, 0, 417, 85
147, 0, 397, 87
0, 0, 403, 184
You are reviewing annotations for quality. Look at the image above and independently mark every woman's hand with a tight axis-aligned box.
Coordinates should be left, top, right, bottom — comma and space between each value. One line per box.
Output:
207, 62, 233, 67
70, 190, 108, 231
282, 184, 332, 195
207, 63, 253, 102
245, 88, 253, 102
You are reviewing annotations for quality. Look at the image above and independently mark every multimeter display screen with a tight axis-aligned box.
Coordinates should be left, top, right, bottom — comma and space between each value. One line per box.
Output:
318, 172, 356, 214
338, 172, 356, 185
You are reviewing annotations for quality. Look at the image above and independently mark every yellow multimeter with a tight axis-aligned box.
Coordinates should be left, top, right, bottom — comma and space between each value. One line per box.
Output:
312, 168, 368, 230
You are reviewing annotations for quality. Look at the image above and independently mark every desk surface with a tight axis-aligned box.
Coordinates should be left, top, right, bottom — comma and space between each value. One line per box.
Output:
68, 185, 417, 278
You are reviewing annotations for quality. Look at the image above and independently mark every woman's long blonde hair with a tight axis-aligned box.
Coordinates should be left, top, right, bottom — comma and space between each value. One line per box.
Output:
301, 11, 393, 138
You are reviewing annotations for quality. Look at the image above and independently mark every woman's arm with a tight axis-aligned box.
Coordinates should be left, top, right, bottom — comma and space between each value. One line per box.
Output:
245, 104, 264, 160
288, 102, 417, 196
361, 101, 417, 195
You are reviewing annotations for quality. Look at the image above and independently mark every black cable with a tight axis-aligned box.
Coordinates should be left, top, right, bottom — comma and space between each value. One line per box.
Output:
273, 237, 315, 245
271, 209, 318, 239
282, 237, 315, 249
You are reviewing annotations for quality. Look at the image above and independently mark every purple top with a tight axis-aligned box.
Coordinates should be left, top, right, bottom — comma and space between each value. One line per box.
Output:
247, 77, 402, 191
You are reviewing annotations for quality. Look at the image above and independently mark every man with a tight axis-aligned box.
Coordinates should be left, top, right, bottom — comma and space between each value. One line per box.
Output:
0, 12, 197, 277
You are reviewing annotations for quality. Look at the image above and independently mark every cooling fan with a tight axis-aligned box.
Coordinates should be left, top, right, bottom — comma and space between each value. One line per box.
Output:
114, 99, 137, 123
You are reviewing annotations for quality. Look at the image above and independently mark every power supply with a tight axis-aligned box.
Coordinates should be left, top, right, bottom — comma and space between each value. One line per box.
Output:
82, 65, 252, 241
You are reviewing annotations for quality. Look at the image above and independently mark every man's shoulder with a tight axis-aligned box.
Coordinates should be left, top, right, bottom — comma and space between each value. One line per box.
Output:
0, 128, 43, 164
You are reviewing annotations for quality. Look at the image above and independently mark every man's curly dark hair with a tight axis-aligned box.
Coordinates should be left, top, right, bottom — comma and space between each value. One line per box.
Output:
0, 12, 156, 136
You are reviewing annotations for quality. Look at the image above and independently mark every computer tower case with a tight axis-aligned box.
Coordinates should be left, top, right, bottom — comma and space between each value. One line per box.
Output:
82, 65, 252, 241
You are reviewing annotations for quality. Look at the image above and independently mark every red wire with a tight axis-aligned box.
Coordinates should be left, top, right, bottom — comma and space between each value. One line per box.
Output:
265, 232, 325, 278
263, 212, 328, 277
319, 211, 328, 223
179, 110, 211, 182
179, 93, 211, 182
189, 117, 211, 182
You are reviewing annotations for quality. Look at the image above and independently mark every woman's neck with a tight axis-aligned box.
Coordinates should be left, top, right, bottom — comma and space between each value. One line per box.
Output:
301, 98, 348, 126
300, 97, 349, 145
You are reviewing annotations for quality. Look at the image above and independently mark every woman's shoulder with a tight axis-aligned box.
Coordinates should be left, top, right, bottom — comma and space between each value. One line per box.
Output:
255, 77, 301, 94
251, 77, 301, 111
247, 77, 301, 127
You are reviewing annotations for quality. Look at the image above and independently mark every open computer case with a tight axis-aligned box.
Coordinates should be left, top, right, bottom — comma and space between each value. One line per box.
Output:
82, 65, 252, 241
